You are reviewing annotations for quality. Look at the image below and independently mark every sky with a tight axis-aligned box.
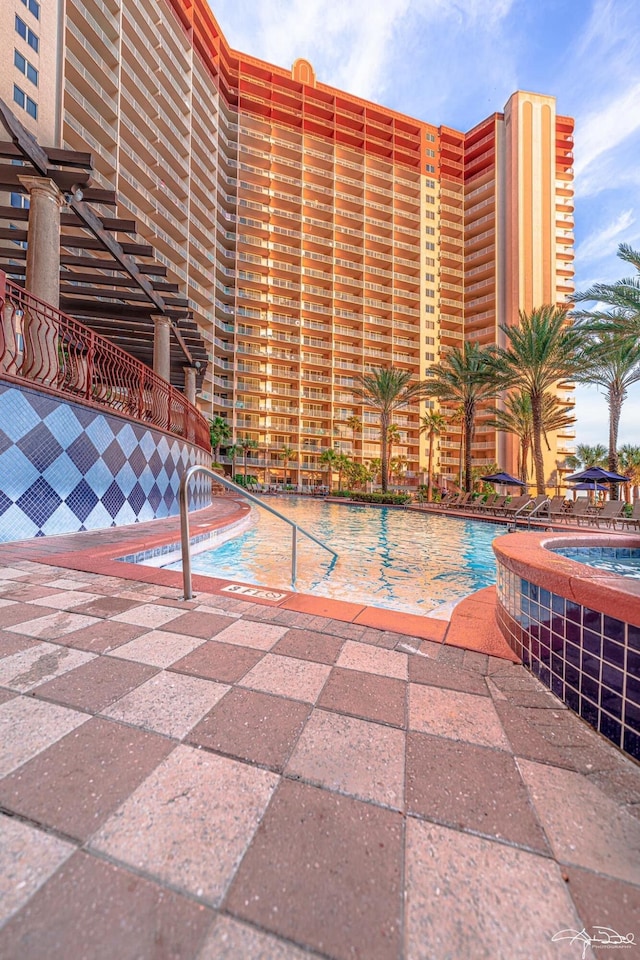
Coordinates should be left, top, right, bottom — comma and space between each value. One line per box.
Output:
209, 0, 640, 451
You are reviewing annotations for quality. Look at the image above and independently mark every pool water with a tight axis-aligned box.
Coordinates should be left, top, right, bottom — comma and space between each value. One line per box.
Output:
553, 546, 640, 579
166, 498, 503, 617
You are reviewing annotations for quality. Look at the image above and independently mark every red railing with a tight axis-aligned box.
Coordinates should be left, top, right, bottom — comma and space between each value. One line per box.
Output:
0, 274, 211, 452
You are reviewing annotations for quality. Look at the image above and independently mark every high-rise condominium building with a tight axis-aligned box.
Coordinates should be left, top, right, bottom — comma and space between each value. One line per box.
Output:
0, 0, 575, 488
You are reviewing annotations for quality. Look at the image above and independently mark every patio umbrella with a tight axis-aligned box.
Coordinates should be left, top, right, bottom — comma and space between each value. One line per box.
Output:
480, 471, 526, 487
564, 467, 628, 484
564, 466, 629, 499
568, 482, 608, 491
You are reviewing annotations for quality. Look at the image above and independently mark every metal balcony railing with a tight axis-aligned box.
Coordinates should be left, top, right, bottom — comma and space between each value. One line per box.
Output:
0, 275, 210, 451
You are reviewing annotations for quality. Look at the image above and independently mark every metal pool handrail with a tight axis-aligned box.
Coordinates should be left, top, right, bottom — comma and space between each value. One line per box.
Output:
178, 465, 338, 599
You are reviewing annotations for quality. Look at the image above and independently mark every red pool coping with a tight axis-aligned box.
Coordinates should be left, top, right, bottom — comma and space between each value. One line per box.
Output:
0, 501, 519, 659
494, 530, 640, 629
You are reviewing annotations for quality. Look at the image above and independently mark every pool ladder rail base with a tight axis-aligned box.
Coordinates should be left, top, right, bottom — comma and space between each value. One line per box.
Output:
178, 466, 338, 600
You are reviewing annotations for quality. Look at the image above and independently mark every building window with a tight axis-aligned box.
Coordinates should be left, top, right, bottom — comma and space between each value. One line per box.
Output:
426, 133, 435, 142
425, 257, 435, 266
425, 179, 435, 189
21, 0, 40, 19
426, 149, 435, 157
425, 289, 434, 298
425, 351, 435, 361
426, 241, 435, 250
426, 164, 435, 173
15, 15, 39, 51
425, 320, 435, 329
14, 49, 38, 86
426, 227, 435, 235
426, 210, 435, 220
425, 336, 435, 345
425, 305, 435, 314
425, 195, 435, 204
13, 83, 37, 119
10, 192, 29, 209
425, 273, 435, 282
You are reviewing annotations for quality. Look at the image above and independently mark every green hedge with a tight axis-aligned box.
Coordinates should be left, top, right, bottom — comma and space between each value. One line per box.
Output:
336, 491, 412, 505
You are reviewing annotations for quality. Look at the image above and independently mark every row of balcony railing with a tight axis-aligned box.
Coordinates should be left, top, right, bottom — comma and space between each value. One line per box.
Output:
0, 276, 210, 452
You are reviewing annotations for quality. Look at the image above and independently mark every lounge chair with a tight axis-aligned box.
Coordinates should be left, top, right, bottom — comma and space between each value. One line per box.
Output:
559, 499, 592, 525
449, 492, 473, 510
620, 501, 640, 531
487, 495, 508, 514
545, 496, 568, 522
589, 500, 625, 529
472, 494, 498, 513
432, 492, 462, 509
498, 495, 532, 520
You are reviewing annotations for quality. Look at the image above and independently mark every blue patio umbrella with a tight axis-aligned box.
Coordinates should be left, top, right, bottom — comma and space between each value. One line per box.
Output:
564, 467, 628, 484
480, 471, 526, 487
565, 466, 628, 499
568, 481, 608, 491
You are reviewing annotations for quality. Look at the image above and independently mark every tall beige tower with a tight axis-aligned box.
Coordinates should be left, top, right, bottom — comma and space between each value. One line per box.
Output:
463, 92, 575, 490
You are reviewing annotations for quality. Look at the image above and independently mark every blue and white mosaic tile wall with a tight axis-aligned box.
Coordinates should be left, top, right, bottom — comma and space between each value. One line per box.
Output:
496, 561, 640, 761
0, 383, 210, 542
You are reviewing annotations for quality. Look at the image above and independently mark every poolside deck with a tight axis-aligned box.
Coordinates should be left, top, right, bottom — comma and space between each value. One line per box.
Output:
1, 502, 639, 958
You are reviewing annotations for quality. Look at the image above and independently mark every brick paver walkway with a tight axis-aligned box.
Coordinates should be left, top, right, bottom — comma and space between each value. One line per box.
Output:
0, 555, 639, 959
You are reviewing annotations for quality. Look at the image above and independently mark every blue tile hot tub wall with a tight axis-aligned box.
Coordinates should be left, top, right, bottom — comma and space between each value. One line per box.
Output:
496, 562, 640, 760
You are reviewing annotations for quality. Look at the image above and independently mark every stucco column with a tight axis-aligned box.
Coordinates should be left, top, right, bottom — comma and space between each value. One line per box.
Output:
18, 177, 63, 308
152, 314, 171, 382
18, 177, 64, 385
183, 365, 196, 405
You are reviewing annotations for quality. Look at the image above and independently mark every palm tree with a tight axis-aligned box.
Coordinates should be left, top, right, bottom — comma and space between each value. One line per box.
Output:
619, 445, 640, 502
390, 454, 408, 482
320, 448, 338, 490
335, 453, 351, 491
279, 446, 296, 485
574, 332, 640, 497
486, 391, 576, 485
386, 424, 401, 486
226, 443, 241, 479
423, 342, 500, 493
448, 404, 465, 491
238, 437, 258, 478
572, 243, 640, 338
492, 306, 583, 494
367, 457, 382, 488
419, 410, 446, 501
346, 414, 362, 449
353, 368, 427, 493
565, 444, 608, 470
209, 415, 231, 462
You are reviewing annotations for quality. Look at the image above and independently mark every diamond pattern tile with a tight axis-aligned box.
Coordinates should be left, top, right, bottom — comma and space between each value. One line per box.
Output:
0, 386, 208, 542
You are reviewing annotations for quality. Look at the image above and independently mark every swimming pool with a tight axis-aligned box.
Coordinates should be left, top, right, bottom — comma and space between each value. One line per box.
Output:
164, 498, 503, 618
551, 546, 640, 579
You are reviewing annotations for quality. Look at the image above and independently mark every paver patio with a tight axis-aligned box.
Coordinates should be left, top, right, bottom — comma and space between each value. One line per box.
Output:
0, 506, 639, 959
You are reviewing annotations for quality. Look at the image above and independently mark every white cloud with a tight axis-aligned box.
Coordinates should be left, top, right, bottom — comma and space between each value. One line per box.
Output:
211, 0, 516, 106
573, 82, 640, 198
575, 209, 636, 265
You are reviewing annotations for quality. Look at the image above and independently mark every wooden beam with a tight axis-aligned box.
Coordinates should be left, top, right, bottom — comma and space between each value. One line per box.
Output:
68, 197, 166, 313
60, 254, 167, 275
82, 188, 117, 206
59, 270, 180, 293
0, 207, 137, 232
58, 235, 155, 256
0, 141, 93, 169
0, 166, 92, 192
0, 98, 48, 174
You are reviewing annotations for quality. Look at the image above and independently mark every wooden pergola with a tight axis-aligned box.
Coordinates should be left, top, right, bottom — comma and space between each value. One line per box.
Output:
0, 100, 208, 390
